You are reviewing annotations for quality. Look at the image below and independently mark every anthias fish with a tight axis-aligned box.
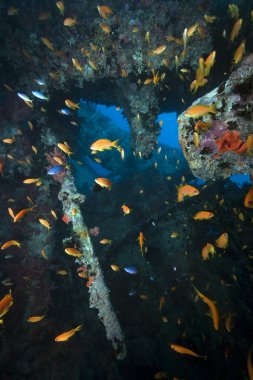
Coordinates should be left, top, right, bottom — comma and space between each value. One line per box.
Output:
170, 344, 206, 359
193, 286, 219, 331
55, 325, 82, 342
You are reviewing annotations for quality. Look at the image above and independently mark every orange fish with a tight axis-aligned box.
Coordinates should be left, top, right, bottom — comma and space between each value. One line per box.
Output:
27, 315, 45, 323
233, 40, 245, 64
1, 240, 21, 250
111, 264, 120, 271
159, 296, 166, 311
170, 344, 206, 359
65, 99, 79, 110
247, 349, 253, 380
51, 210, 58, 220
65, 247, 82, 257
0, 157, 5, 176
95, 177, 112, 190
39, 218, 51, 231
215, 233, 228, 249
90, 139, 120, 152
193, 286, 219, 330
201, 243, 216, 260
149, 45, 166, 56
97, 5, 113, 19
121, 204, 132, 215
72, 58, 83, 72
204, 51, 216, 76
8, 207, 15, 220
137, 232, 145, 255
63, 17, 77, 26
0, 290, 13, 322
230, 18, 242, 42
193, 211, 214, 220
41, 37, 54, 50
246, 135, 253, 156
57, 143, 73, 156
100, 23, 111, 34
23, 178, 40, 184
14, 205, 36, 223
100, 239, 112, 245
244, 186, 253, 208
185, 104, 216, 117
56, 1, 64, 14
3, 137, 15, 144
177, 184, 199, 202
41, 249, 48, 260
55, 325, 82, 342
56, 270, 68, 276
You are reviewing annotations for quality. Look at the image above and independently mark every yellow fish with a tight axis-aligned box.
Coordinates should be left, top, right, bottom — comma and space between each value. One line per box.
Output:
63, 18, 77, 26
72, 58, 83, 72
230, 18, 242, 42
55, 325, 82, 342
57, 143, 73, 157
233, 40, 245, 64
41, 37, 54, 51
97, 5, 113, 19
90, 139, 120, 152
1, 240, 21, 250
65, 248, 82, 257
170, 344, 206, 359
185, 104, 216, 117
27, 315, 45, 323
215, 233, 228, 249
39, 218, 51, 231
193, 286, 219, 330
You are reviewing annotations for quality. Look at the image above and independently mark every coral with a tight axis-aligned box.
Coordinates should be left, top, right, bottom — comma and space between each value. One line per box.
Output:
215, 131, 246, 155
45, 147, 67, 183
199, 119, 228, 154
178, 54, 253, 180
89, 226, 100, 236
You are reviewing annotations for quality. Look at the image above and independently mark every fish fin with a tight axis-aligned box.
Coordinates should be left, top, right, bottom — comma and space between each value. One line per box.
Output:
112, 139, 120, 149
75, 325, 82, 332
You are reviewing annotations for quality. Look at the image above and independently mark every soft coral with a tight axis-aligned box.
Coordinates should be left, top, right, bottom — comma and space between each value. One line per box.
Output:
215, 131, 246, 155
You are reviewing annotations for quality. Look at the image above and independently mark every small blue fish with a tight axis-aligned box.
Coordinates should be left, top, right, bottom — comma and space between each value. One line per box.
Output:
124, 266, 138, 275
34, 78, 46, 86
17, 92, 32, 103
59, 108, 71, 116
47, 165, 65, 175
32, 91, 48, 100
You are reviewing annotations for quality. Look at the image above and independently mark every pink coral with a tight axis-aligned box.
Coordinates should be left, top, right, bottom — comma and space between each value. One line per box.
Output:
89, 226, 100, 236
45, 147, 68, 182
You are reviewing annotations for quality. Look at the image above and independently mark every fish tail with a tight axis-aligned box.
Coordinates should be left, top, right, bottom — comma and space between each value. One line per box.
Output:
112, 139, 120, 149
75, 324, 82, 332
210, 103, 217, 114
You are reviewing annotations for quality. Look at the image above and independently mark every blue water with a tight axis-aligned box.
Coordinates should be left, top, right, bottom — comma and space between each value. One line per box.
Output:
91, 104, 251, 187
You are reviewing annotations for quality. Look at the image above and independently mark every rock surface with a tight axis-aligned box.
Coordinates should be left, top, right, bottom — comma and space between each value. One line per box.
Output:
178, 54, 253, 180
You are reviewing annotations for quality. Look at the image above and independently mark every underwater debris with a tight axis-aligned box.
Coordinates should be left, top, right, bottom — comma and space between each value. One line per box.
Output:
58, 168, 126, 359
179, 54, 253, 180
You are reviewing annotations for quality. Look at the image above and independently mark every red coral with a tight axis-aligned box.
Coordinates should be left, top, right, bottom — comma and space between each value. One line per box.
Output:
45, 147, 67, 182
215, 131, 246, 155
